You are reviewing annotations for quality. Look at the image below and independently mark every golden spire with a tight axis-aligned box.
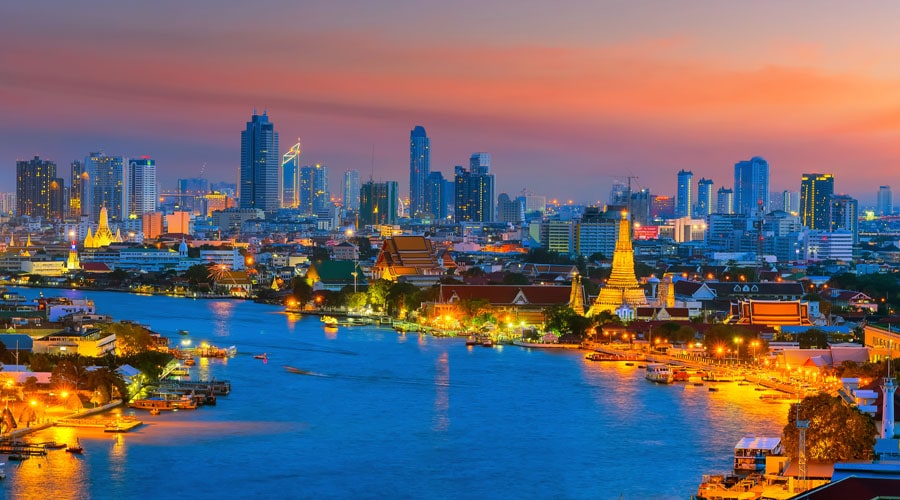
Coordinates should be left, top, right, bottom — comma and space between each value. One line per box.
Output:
586, 211, 648, 316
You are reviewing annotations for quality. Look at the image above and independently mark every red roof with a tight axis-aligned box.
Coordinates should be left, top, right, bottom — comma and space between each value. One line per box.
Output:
81, 262, 112, 273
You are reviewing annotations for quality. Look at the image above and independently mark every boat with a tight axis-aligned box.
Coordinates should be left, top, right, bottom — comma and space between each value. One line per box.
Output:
184, 358, 196, 366
644, 363, 674, 384
41, 441, 66, 450
178, 329, 189, 336
321, 316, 338, 328
708, 386, 719, 392
129, 393, 198, 411
481, 337, 494, 347
254, 353, 268, 360
66, 439, 84, 454
465, 335, 478, 346
7, 455, 27, 461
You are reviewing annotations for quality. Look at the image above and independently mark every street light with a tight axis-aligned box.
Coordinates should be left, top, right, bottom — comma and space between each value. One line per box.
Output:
734, 337, 743, 364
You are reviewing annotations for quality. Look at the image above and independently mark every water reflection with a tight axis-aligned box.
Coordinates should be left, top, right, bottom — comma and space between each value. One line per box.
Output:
207, 300, 234, 337
433, 352, 450, 432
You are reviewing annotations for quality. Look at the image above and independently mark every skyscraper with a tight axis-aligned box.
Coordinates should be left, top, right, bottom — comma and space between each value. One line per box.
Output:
84, 151, 126, 222
716, 187, 734, 214
675, 169, 693, 218
695, 178, 714, 217
127, 157, 157, 217
343, 170, 360, 212
454, 153, 495, 222
409, 125, 430, 218
299, 164, 329, 214
359, 180, 399, 226
497, 193, 525, 224
800, 173, 834, 230
16, 156, 56, 219
878, 185, 893, 216
828, 194, 858, 244
734, 156, 769, 216
282, 141, 301, 208
425, 171, 450, 220
240, 111, 279, 212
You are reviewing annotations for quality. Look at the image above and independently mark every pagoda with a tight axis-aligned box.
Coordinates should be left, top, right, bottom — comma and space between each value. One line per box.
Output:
84, 206, 115, 249
586, 211, 648, 316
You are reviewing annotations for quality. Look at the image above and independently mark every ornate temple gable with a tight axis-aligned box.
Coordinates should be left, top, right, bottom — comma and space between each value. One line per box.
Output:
511, 289, 529, 305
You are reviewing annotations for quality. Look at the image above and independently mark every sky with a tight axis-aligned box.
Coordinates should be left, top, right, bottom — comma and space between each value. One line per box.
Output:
5, 1, 900, 205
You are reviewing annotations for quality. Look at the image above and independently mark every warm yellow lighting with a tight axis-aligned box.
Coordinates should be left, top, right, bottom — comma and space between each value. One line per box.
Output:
61, 391, 69, 399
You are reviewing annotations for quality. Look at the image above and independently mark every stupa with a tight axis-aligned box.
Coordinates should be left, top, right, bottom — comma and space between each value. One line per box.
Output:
84, 206, 115, 249
586, 211, 648, 316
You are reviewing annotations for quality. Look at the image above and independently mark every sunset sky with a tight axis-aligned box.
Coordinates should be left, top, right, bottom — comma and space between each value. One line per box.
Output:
5, 1, 900, 205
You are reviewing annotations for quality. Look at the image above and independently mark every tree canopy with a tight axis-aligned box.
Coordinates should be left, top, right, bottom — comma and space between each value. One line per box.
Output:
782, 394, 877, 462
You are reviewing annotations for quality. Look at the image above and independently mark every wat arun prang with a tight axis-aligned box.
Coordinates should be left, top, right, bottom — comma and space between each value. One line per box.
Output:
586, 211, 648, 316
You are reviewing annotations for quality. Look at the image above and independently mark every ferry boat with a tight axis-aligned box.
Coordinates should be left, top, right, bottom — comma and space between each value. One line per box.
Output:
465, 335, 478, 346
129, 393, 198, 411
321, 316, 338, 328
644, 363, 674, 384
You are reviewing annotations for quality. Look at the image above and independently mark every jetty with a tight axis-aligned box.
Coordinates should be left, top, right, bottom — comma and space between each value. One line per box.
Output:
160, 379, 231, 396
0, 442, 48, 456
57, 416, 143, 433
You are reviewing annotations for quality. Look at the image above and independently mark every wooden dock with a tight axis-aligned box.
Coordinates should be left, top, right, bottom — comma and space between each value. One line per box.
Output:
56, 417, 143, 432
0, 443, 47, 456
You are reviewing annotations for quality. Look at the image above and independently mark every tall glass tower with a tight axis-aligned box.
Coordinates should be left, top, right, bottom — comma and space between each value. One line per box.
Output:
696, 178, 714, 217
85, 151, 126, 222
282, 141, 301, 208
878, 185, 893, 216
343, 170, 360, 212
127, 156, 158, 217
409, 125, 430, 218
240, 111, 279, 212
675, 169, 693, 218
734, 156, 769, 216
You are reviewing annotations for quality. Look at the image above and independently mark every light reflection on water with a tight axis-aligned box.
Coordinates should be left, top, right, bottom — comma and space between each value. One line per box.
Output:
2, 288, 792, 499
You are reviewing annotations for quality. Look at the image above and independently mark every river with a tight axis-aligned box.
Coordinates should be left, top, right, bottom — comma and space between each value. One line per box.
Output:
0, 288, 790, 499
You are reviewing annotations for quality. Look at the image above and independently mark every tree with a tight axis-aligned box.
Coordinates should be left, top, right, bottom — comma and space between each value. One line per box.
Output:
51, 359, 85, 391
366, 279, 392, 312
292, 277, 314, 305
354, 236, 376, 260
782, 395, 877, 462
85, 367, 127, 404
348, 292, 368, 310
798, 328, 829, 349
544, 306, 592, 339
108, 322, 155, 356
183, 264, 212, 285
502, 272, 531, 285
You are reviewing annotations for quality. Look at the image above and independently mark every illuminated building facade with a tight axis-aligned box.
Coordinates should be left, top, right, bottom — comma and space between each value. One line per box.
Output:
675, 169, 693, 218
239, 111, 279, 212
586, 212, 648, 316
16, 156, 60, 219
409, 125, 431, 218
734, 156, 769, 216
800, 173, 834, 230
127, 157, 157, 217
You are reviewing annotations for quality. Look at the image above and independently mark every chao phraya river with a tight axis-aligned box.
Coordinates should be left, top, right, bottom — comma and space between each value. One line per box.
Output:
1, 288, 790, 499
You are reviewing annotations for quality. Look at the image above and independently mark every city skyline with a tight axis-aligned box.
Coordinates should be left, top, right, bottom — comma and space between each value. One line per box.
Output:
7, 2, 900, 204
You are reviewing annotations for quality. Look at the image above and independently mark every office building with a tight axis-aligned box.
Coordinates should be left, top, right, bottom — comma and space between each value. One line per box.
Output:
70, 160, 87, 218
734, 156, 769, 216
497, 193, 525, 224
804, 229, 853, 262
878, 186, 893, 216
239, 111, 279, 212
454, 154, 495, 223
84, 151, 126, 222
177, 177, 210, 215
575, 206, 619, 258
409, 125, 430, 218
359, 181, 399, 226
425, 171, 452, 221
299, 164, 329, 215
716, 187, 734, 214
282, 141, 301, 208
650, 195, 674, 219
127, 157, 157, 218
16, 156, 58, 219
828, 194, 858, 244
695, 178, 713, 217
343, 170, 360, 212
800, 173, 834, 230
675, 169, 693, 218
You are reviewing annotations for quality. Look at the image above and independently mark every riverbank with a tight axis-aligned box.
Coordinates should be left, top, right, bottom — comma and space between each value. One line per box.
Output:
1, 400, 123, 442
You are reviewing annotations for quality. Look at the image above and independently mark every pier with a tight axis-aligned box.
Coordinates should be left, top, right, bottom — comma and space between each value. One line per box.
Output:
56, 416, 143, 432
0, 442, 48, 456
160, 379, 232, 395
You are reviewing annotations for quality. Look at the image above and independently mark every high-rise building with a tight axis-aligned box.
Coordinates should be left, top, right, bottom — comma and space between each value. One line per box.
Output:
70, 160, 87, 218
299, 164, 329, 215
878, 185, 893, 216
675, 169, 693, 218
177, 177, 210, 215
84, 151, 126, 222
359, 180, 399, 226
409, 125, 430, 218
16, 156, 57, 219
497, 193, 525, 224
734, 156, 769, 216
629, 189, 651, 226
800, 173, 834, 230
282, 141, 301, 208
425, 171, 451, 221
454, 154, 495, 223
609, 181, 630, 206
575, 206, 619, 258
239, 111, 279, 212
127, 157, 157, 218
828, 194, 858, 244
716, 187, 734, 214
650, 195, 674, 219
695, 178, 714, 217
343, 170, 360, 212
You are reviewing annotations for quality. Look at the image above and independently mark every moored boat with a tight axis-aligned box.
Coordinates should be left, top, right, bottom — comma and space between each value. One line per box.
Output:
465, 335, 478, 346
645, 363, 674, 384
481, 337, 494, 347
321, 316, 338, 328
66, 439, 84, 454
